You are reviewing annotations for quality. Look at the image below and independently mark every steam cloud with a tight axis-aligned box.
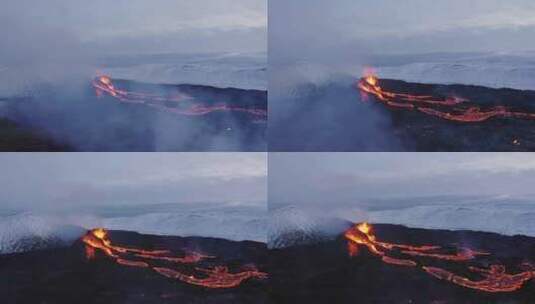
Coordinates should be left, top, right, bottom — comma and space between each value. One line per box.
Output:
0, 0, 267, 151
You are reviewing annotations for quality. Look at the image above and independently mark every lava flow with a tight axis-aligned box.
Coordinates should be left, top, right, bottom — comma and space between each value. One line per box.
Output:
345, 223, 535, 293
357, 71, 535, 123
92, 75, 267, 120
424, 265, 534, 293
82, 228, 267, 289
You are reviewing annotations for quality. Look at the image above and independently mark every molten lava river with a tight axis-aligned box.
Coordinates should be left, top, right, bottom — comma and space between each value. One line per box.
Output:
345, 223, 535, 293
357, 71, 535, 123
82, 228, 267, 289
92, 75, 267, 121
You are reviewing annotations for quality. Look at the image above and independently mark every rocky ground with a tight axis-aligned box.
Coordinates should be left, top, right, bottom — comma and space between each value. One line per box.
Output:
0, 230, 269, 304
270, 224, 535, 304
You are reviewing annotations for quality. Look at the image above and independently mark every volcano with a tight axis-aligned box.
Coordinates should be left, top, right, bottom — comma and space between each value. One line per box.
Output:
92, 76, 267, 121
0, 77, 267, 152
0, 229, 269, 304
270, 223, 535, 304
358, 73, 535, 151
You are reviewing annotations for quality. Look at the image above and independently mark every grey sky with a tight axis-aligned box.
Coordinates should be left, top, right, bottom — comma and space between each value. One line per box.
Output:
269, 153, 535, 207
270, 0, 535, 61
1, 0, 266, 57
0, 153, 267, 210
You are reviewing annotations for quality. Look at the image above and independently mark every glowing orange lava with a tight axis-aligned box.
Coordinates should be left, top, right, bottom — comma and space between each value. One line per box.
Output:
423, 265, 534, 293
92, 75, 267, 120
344, 223, 534, 293
153, 265, 268, 289
357, 71, 535, 123
344, 222, 445, 259
82, 228, 267, 289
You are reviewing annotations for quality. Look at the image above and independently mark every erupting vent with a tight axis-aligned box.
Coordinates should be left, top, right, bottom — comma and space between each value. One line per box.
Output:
357, 70, 535, 123
82, 228, 267, 289
92, 75, 267, 120
345, 223, 535, 293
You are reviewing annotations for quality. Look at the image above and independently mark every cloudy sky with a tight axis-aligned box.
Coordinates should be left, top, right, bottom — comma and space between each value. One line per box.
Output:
0, 153, 266, 210
270, 0, 535, 62
1, 0, 266, 59
269, 153, 535, 207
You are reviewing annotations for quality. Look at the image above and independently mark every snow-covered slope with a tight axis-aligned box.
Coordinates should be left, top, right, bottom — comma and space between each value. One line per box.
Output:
0, 213, 87, 254
269, 205, 351, 249
101, 207, 267, 243
270, 198, 535, 249
99, 52, 267, 90
365, 202, 535, 237
375, 52, 535, 91
0, 205, 267, 254
0, 53, 266, 98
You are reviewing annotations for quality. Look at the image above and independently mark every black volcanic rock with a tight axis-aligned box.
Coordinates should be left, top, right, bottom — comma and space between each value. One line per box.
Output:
0, 80, 266, 152
376, 79, 535, 152
270, 224, 535, 304
113, 79, 268, 111
0, 230, 269, 304
0, 117, 72, 151
269, 77, 535, 151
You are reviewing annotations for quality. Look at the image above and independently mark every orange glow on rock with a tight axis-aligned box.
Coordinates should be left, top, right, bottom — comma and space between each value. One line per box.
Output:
91, 75, 267, 121
82, 228, 267, 289
423, 265, 534, 293
357, 71, 535, 123
344, 223, 534, 293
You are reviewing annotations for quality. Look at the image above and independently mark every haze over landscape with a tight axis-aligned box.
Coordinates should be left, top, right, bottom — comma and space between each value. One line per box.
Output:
0, 153, 268, 254
269, 0, 535, 151
1, 0, 267, 95
269, 153, 535, 237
